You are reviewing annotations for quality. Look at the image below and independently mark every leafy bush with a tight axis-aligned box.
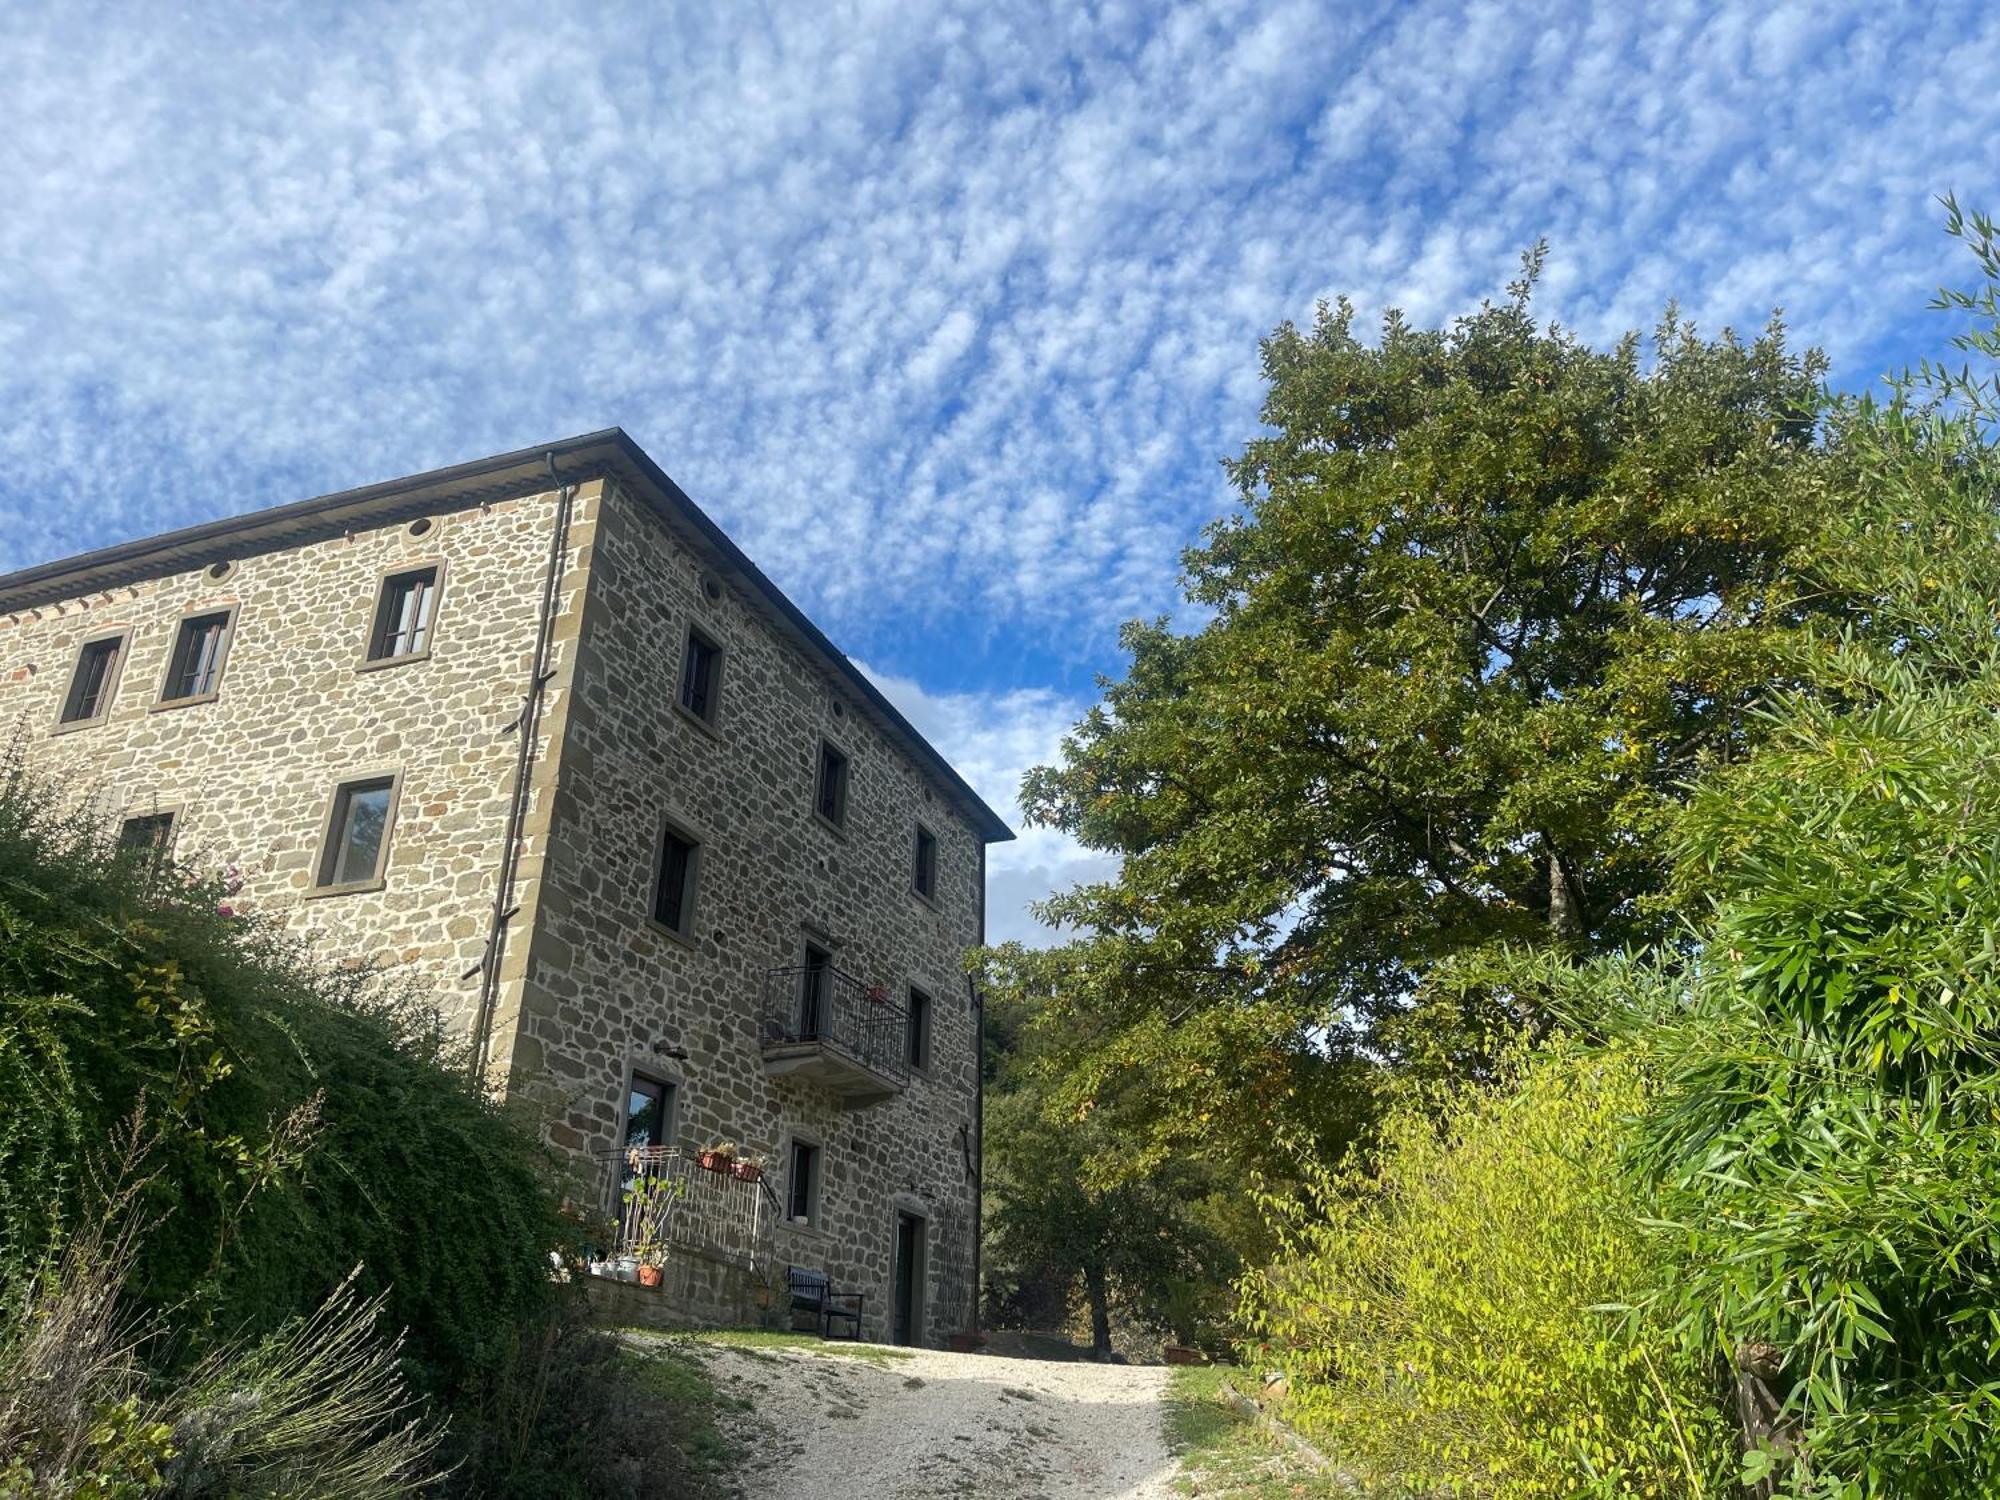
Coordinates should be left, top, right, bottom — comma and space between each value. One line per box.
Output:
1527, 211, 2000, 1497
1242, 1044, 1733, 1496
1580, 423, 2000, 1496
0, 751, 573, 1398
446, 1303, 726, 1500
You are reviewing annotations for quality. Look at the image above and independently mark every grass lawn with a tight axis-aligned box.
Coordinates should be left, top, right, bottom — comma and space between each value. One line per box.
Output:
607, 1328, 918, 1495
615, 1336, 757, 1494
1165, 1366, 1350, 1499
663, 1326, 919, 1366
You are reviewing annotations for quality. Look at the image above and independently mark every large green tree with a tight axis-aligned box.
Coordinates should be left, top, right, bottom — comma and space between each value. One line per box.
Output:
1003, 258, 1847, 1180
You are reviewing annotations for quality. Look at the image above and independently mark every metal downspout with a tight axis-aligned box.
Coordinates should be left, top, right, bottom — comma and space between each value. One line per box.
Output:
467, 453, 577, 1085
971, 838, 987, 1333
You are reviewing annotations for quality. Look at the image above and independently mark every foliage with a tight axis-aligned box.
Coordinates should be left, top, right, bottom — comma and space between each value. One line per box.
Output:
446, 1310, 734, 1500
1575, 444, 2000, 1491
1161, 1365, 1345, 1499
1003, 257, 1843, 1186
977, 981, 1239, 1356
0, 1182, 442, 1500
1241, 1044, 1734, 1497
0, 750, 573, 1397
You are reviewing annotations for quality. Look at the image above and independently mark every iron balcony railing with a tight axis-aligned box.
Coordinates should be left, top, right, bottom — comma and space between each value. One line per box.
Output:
601, 1146, 778, 1270
761, 963, 911, 1088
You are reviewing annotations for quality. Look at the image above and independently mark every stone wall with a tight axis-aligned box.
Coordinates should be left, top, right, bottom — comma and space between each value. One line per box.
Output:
0, 484, 597, 1049
511, 480, 985, 1345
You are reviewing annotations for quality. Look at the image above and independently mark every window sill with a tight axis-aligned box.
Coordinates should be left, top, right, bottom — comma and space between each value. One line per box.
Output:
304, 877, 387, 900
812, 811, 848, 841
644, 916, 700, 950
779, 1218, 829, 1239
910, 888, 940, 911
151, 691, 220, 713
355, 649, 432, 673
50, 714, 111, 736
672, 700, 722, 740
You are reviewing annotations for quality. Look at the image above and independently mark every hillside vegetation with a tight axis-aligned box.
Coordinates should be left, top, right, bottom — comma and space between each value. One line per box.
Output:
0, 756, 721, 1497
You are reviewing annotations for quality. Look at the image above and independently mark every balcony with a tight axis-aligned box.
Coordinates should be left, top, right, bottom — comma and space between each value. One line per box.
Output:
760, 963, 909, 1102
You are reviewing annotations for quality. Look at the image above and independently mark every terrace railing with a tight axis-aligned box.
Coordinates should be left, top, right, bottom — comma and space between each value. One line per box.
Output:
602, 1146, 776, 1270
759, 963, 910, 1096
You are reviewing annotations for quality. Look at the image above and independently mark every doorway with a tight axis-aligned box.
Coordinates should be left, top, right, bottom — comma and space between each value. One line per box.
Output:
893, 1211, 926, 1346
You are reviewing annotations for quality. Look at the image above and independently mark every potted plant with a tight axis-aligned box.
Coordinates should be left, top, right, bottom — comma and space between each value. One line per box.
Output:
696, 1139, 739, 1173
731, 1152, 764, 1184
865, 983, 889, 1003
636, 1245, 665, 1289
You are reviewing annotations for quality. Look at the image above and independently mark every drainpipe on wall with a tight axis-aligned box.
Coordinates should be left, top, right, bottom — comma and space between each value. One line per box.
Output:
466, 453, 577, 1087
970, 838, 987, 1332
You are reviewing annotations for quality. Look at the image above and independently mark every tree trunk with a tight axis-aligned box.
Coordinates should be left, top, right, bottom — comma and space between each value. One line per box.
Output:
1082, 1261, 1112, 1359
1546, 837, 1583, 944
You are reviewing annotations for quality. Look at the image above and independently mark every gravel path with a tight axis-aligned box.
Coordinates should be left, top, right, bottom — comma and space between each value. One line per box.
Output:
692, 1342, 1181, 1500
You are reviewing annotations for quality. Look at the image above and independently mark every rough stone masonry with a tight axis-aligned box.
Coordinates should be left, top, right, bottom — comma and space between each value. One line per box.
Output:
0, 432, 1010, 1344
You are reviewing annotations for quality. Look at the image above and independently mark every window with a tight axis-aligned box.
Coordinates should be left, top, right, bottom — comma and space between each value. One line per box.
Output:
906, 986, 932, 1070
59, 634, 126, 725
651, 821, 700, 938
623, 1073, 675, 1151
912, 824, 938, 901
160, 610, 234, 703
315, 776, 398, 890
116, 812, 175, 865
678, 625, 722, 725
814, 739, 849, 828
786, 1139, 820, 1226
367, 565, 439, 662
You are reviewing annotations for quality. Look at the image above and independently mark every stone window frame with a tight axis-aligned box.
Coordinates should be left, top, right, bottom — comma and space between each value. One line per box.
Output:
674, 621, 726, 736
784, 1132, 825, 1231
356, 557, 449, 672
904, 982, 934, 1074
151, 602, 242, 712
647, 810, 705, 947
812, 734, 851, 835
910, 821, 940, 906
619, 1061, 681, 1151
306, 768, 405, 898
51, 625, 133, 734
115, 803, 181, 868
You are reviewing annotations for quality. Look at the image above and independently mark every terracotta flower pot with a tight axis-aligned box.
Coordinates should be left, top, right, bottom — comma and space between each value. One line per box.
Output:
731, 1160, 763, 1183
638, 1264, 664, 1289
697, 1150, 733, 1173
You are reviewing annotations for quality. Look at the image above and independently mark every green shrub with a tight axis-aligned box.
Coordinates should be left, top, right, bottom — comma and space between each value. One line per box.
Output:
0, 750, 573, 1398
0, 1193, 443, 1498
1242, 1044, 1733, 1497
1581, 423, 2000, 1496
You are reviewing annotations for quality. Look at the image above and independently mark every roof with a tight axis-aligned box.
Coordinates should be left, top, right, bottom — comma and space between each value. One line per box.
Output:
0, 428, 1015, 843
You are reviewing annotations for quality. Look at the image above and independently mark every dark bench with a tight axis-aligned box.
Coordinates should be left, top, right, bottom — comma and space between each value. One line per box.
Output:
787, 1265, 864, 1341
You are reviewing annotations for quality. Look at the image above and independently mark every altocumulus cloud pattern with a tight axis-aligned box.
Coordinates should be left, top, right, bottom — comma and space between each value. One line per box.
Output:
2, 0, 1996, 941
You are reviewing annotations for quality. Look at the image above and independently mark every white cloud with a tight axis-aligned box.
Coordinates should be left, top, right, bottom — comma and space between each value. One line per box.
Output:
1, 0, 1993, 684
856, 661, 1117, 949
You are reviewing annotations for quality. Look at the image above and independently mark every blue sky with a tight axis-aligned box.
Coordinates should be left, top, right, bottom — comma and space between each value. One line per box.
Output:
3, 0, 1997, 941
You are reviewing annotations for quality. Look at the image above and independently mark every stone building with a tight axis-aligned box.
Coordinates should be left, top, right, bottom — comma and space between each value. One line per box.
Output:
0, 429, 1011, 1344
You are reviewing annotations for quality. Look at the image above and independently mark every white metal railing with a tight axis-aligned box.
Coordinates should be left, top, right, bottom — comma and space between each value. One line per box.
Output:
602, 1146, 776, 1270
